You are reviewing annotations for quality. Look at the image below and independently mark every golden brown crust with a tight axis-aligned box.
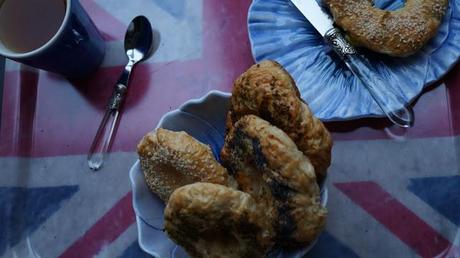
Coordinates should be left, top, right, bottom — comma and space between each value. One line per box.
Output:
164, 182, 275, 258
325, 0, 448, 56
227, 61, 332, 182
137, 128, 235, 202
221, 115, 327, 247
296, 103, 333, 183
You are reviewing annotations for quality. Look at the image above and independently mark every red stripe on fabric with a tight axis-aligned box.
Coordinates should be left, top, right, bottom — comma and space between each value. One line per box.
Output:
327, 81, 456, 141
439, 245, 460, 258
59, 192, 135, 258
1, 0, 459, 158
0, 0, 253, 157
0, 69, 39, 155
446, 64, 460, 136
80, 0, 125, 41
0, 70, 19, 148
335, 181, 451, 258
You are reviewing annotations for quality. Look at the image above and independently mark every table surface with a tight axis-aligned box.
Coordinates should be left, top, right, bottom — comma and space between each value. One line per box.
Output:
1, 0, 460, 257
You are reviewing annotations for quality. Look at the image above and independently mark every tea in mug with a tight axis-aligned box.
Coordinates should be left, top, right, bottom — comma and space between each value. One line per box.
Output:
0, 0, 66, 53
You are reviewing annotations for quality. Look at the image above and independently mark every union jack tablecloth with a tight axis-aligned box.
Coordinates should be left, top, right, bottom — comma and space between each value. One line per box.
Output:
1, 0, 459, 257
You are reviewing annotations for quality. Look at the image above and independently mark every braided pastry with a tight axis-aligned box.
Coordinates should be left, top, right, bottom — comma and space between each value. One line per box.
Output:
221, 115, 327, 247
226, 60, 332, 182
164, 182, 275, 258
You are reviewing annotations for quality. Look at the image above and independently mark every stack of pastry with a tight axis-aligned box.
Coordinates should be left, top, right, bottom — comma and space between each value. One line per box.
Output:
137, 61, 333, 257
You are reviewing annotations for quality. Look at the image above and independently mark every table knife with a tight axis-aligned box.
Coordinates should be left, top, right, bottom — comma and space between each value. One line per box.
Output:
290, 0, 414, 127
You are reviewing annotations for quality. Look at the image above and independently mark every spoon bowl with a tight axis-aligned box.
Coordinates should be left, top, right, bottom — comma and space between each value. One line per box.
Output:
125, 16, 154, 63
87, 15, 155, 171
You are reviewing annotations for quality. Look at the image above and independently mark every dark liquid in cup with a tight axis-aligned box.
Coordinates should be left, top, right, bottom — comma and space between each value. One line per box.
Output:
0, 0, 66, 53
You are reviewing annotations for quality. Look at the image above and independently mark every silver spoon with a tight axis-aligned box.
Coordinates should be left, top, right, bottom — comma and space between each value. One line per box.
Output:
87, 16, 154, 170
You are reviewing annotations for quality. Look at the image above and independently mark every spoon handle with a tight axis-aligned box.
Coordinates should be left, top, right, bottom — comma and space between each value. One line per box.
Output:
87, 70, 130, 170
87, 109, 120, 170
87, 60, 134, 170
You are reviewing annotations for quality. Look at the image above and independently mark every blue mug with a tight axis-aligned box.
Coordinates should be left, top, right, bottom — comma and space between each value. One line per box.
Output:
0, 0, 106, 79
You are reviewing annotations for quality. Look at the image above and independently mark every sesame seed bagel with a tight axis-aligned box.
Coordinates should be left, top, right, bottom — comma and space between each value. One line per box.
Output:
137, 128, 236, 202
325, 0, 448, 56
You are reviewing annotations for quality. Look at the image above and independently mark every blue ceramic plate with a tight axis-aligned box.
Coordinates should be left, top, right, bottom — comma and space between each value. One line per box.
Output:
129, 91, 328, 258
248, 0, 460, 120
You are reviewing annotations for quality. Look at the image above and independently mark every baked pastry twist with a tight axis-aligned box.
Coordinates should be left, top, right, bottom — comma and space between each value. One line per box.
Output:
164, 182, 275, 258
226, 60, 332, 182
325, 0, 448, 56
221, 115, 327, 247
137, 128, 236, 202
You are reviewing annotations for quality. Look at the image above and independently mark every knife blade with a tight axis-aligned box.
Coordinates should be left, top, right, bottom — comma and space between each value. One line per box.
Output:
290, 0, 333, 36
290, 0, 414, 128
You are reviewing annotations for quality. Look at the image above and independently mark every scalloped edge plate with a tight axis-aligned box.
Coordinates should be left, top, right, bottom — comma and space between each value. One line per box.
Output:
129, 90, 328, 258
248, 0, 460, 121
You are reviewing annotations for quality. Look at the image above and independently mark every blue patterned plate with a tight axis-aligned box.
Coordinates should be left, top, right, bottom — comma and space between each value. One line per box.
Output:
248, 0, 460, 120
129, 91, 328, 258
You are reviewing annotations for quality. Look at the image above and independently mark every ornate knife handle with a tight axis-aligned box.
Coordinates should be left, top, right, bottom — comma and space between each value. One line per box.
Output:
325, 28, 356, 56
324, 28, 414, 128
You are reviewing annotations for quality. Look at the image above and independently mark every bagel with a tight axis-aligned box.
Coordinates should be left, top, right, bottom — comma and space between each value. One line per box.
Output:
137, 128, 236, 202
227, 60, 332, 183
164, 182, 275, 258
221, 115, 327, 247
325, 0, 448, 56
